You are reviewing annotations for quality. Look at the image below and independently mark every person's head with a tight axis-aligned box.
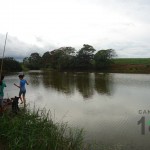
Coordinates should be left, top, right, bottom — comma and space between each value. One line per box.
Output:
1, 75, 4, 81
18, 74, 24, 80
0, 75, 4, 85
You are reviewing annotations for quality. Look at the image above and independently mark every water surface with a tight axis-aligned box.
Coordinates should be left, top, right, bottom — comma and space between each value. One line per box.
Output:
5, 71, 150, 149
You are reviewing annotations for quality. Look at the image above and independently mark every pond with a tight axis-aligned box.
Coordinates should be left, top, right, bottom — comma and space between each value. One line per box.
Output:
4, 71, 150, 149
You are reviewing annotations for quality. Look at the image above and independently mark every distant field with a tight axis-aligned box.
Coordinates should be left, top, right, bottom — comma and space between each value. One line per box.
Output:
113, 58, 150, 65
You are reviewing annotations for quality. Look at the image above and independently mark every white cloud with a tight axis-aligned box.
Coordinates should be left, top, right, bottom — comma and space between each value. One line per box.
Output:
0, 34, 55, 60
0, 0, 150, 58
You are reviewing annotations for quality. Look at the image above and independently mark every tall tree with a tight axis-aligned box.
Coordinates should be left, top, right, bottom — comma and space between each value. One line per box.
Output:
25, 53, 42, 69
23, 57, 30, 68
94, 49, 117, 69
49, 47, 76, 69
76, 44, 96, 69
1, 57, 22, 71
42, 52, 51, 68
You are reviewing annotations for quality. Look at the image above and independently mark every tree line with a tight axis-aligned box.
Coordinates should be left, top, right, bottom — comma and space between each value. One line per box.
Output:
23, 44, 117, 70
0, 57, 22, 72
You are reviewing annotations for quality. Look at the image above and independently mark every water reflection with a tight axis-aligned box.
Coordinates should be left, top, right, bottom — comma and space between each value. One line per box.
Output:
42, 71, 75, 94
95, 73, 113, 95
28, 71, 114, 99
28, 71, 41, 86
75, 73, 95, 99
5, 72, 150, 149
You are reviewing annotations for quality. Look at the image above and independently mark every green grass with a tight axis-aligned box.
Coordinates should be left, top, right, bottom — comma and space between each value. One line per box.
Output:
113, 58, 150, 65
0, 108, 85, 150
0, 107, 133, 150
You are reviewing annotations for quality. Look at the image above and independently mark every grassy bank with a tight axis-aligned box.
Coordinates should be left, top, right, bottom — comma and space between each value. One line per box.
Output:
109, 58, 150, 73
113, 58, 150, 65
0, 108, 85, 150
39, 58, 150, 73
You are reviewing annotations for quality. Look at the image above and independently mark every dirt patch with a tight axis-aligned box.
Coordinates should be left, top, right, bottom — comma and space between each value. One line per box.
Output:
110, 64, 150, 73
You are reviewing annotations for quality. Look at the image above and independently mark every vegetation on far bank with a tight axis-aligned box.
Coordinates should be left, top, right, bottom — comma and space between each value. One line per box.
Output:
1, 44, 150, 73
113, 58, 150, 65
109, 58, 150, 73
0, 108, 88, 150
0, 57, 22, 72
22, 44, 150, 73
23, 44, 116, 71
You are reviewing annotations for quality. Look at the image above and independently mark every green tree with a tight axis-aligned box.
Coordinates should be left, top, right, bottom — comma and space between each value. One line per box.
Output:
23, 57, 30, 68
49, 47, 76, 70
25, 53, 42, 69
42, 52, 51, 68
49, 49, 64, 69
76, 44, 96, 69
58, 47, 76, 69
94, 49, 117, 69
58, 47, 75, 56
1, 57, 22, 72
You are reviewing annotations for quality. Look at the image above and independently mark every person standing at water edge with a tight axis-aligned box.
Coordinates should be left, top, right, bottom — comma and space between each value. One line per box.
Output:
14, 73, 29, 105
0, 75, 6, 110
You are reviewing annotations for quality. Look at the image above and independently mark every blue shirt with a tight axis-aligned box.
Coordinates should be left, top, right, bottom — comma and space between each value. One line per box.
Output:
20, 79, 27, 92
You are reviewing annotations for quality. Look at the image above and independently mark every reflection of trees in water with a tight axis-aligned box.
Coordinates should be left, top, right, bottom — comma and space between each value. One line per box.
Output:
28, 72, 41, 86
42, 71, 75, 95
95, 73, 112, 95
40, 71, 113, 98
75, 73, 94, 99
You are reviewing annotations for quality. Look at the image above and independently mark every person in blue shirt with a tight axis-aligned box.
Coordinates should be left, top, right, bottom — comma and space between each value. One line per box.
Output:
0, 75, 6, 110
14, 73, 29, 105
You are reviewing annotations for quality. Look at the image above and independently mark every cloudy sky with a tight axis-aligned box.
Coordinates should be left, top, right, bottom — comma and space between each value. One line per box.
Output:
0, 0, 150, 60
